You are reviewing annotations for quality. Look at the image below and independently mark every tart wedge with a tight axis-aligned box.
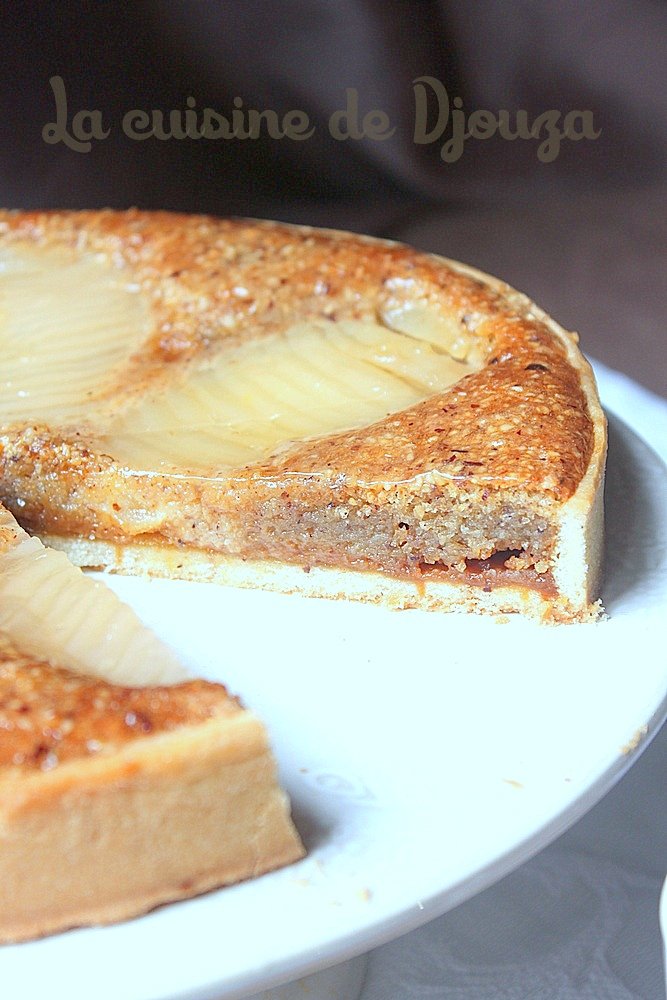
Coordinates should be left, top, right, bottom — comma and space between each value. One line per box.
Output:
0, 503, 304, 943
0, 636, 304, 944
0, 210, 606, 621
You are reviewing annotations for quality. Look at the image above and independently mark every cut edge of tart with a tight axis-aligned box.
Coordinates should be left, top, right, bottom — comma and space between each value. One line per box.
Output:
0, 210, 607, 622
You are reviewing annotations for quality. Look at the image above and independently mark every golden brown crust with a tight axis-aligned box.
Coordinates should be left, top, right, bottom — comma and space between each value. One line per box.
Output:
254, 354, 593, 497
0, 634, 240, 771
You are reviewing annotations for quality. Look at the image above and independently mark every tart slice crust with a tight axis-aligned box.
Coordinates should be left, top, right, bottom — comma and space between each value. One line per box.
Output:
0, 639, 304, 943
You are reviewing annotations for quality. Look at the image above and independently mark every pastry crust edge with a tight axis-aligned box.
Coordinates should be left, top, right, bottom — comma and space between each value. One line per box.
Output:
0, 712, 305, 943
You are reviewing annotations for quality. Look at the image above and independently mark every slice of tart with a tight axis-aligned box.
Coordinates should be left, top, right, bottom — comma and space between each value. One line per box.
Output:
0, 503, 304, 943
0, 210, 606, 621
0, 638, 305, 944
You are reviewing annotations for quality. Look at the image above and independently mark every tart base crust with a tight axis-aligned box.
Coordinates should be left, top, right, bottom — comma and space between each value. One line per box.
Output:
40, 530, 604, 623
0, 709, 304, 944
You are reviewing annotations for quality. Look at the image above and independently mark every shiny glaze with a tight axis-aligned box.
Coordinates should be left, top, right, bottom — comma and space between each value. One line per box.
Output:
0, 636, 238, 771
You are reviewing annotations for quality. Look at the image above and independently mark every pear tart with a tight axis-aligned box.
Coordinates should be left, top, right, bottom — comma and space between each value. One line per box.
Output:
0, 501, 304, 943
0, 210, 606, 620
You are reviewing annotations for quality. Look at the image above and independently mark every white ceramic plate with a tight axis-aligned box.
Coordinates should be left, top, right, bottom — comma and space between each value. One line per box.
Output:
2, 411, 666, 1000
